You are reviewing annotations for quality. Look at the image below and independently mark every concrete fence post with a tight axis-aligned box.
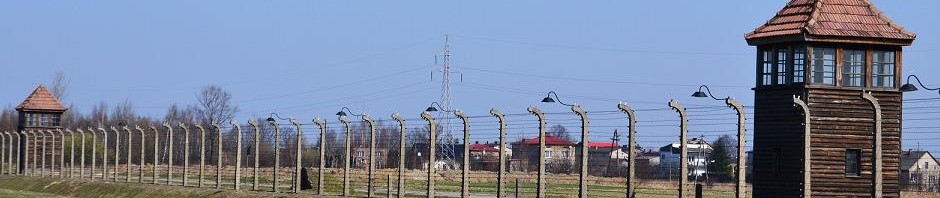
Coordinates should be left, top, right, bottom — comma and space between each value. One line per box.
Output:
392, 113, 407, 197
79, 129, 86, 179
313, 118, 327, 195
111, 126, 121, 182
229, 120, 243, 191
58, 129, 66, 178
668, 99, 689, 198
124, 126, 133, 183
98, 127, 108, 180
267, 118, 282, 193
212, 124, 223, 189
149, 126, 159, 185
725, 98, 747, 198
455, 110, 470, 198
490, 109, 507, 198
41, 130, 48, 177
163, 122, 173, 186
861, 92, 883, 198
14, 132, 20, 175
527, 106, 547, 198
572, 105, 589, 198
7, 132, 15, 175
136, 126, 145, 183
421, 111, 437, 198
33, 131, 39, 176
22, 131, 29, 176
618, 102, 638, 198
67, 129, 75, 178
338, 115, 351, 196
363, 114, 376, 197
180, 123, 191, 187
195, 125, 206, 188
1, 131, 5, 175
793, 95, 811, 198
248, 119, 261, 191
290, 119, 303, 193
92, 128, 101, 181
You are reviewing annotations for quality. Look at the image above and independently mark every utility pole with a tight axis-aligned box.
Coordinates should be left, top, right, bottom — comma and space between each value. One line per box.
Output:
435, 35, 461, 168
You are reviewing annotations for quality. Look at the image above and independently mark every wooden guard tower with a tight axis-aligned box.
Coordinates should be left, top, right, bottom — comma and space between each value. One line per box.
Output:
747, 0, 915, 197
16, 85, 68, 173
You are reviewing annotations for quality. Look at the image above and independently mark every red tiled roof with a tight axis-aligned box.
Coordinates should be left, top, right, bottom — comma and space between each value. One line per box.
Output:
516, 135, 576, 146
16, 85, 67, 112
587, 141, 619, 148
746, 0, 915, 45
469, 144, 499, 152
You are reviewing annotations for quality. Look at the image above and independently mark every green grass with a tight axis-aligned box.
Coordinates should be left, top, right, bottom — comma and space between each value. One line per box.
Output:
0, 189, 63, 198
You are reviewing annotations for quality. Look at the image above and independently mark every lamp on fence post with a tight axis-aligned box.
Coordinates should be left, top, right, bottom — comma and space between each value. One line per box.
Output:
313, 118, 327, 195
426, 102, 473, 198
618, 102, 638, 198
391, 113, 407, 198
335, 107, 361, 197
901, 75, 940, 94
668, 100, 689, 198
229, 120, 242, 191
420, 111, 437, 198
265, 115, 283, 193
540, 91, 590, 198
527, 106, 547, 198
692, 85, 747, 198
211, 123, 223, 189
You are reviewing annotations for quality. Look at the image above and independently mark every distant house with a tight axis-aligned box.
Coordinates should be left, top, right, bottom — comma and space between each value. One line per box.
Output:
580, 141, 630, 176
469, 141, 501, 171
351, 147, 389, 169
901, 150, 940, 191
409, 143, 466, 170
635, 149, 660, 179
658, 137, 712, 179
510, 135, 576, 173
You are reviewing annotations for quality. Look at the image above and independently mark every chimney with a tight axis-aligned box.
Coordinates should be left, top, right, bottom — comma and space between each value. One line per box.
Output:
475, 141, 479, 144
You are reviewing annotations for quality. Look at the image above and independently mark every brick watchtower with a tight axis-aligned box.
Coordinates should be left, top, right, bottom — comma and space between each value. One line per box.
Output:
16, 85, 68, 173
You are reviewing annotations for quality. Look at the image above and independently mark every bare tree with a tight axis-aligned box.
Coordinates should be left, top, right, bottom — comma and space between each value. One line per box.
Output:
50, 71, 69, 101
195, 85, 239, 125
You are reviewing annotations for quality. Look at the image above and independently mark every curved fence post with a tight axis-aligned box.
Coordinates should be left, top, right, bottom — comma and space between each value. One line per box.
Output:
1, 131, 5, 175
41, 130, 48, 177
421, 111, 437, 198
455, 110, 470, 198
179, 123, 190, 187
78, 129, 86, 179
572, 105, 589, 198
195, 124, 206, 188
339, 115, 351, 196
163, 122, 174, 186
92, 128, 102, 180
136, 126, 145, 183
668, 99, 689, 198
111, 126, 121, 182
391, 113, 406, 197
363, 114, 376, 197
33, 131, 40, 176
290, 119, 303, 193
212, 123, 223, 189
618, 102, 638, 197
149, 126, 159, 185
490, 108, 507, 198
862, 92, 883, 198
124, 126, 133, 183
793, 95, 811, 198
14, 132, 20, 175
313, 118, 327, 195
67, 129, 75, 178
248, 119, 260, 191
725, 98, 747, 198
58, 129, 66, 178
229, 120, 242, 190
267, 118, 282, 193
528, 106, 547, 198
98, 127, 108, 180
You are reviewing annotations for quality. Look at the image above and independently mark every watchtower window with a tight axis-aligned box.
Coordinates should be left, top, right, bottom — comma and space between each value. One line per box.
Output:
845, 149, 861, 177
842, 50, 866, 87
776, 48, 789, 84
873, 51, 896, 88
812, 48, 836, 85
760, 49, 774, 86
793, 48, 806, 84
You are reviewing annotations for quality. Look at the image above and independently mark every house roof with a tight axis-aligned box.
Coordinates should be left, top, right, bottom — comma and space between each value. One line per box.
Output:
16, 85, 67, 112
587, 141, 619, 148
901, 150, 939, 170
745, 0, 915, 46
469, 143, 499, 152
514, 135, 576, 146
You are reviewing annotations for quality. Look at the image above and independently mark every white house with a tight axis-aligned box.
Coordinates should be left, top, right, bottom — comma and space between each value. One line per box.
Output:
658, 137, 713, 179
901, 150, 940, 191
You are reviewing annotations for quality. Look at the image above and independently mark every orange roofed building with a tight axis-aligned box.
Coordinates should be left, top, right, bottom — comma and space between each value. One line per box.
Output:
16, 85, 68, 173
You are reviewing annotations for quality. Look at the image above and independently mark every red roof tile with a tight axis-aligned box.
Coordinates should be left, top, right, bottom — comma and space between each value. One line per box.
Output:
469, 144, 499, 152
16, 85, 67, 112
516, 135, 576, 146
746, 0, 915, 45
587, 141, 619, 148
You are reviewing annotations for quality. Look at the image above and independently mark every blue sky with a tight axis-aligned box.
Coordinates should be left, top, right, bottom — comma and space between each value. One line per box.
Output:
1, 1, 939, 151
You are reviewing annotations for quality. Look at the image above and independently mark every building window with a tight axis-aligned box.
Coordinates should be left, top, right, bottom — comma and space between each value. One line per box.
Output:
761, 49, 774, 86
545, 148, 553, 159
873, 51, 896, 88
356, 151, 364, 157
842, 50, 866, 87
846, 149, 861, 176
793, 47, 806, 84
776, 48, 789, 84
562, 148, 570, 158
812, 48, 836, 85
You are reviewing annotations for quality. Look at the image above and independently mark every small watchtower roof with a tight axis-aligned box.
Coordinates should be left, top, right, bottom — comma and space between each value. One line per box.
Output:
746, 0, 915, 46
16, 85, 67, 112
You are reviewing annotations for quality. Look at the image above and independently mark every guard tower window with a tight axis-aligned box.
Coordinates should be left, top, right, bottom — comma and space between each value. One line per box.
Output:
776, 48, 789, 84
793, 47, 806, 84
760, 49, 774, 86
846, 149, 861, 177
873, 51, 896, 88
812, 48, 836, 85
842, 50, 866, 87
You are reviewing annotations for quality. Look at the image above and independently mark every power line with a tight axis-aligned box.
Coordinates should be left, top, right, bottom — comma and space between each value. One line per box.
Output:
450, 34, 753, 57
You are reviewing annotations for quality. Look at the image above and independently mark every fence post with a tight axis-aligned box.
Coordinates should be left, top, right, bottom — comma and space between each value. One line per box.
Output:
572, 105, 589, 198
313, 118, 326, 195
195, 125, 206, 188
862, 92, 884, 198
455, 110, 470, 198
14, 132, 20, 175
793, 96, 811, 198
387, 174, 392, 198
42, 130, 48, 177
421, 111, 437, 198
92, 128, 101, 181
124, 126, 133, 183
392, 113, 407, 197
180, 123, 190, 187
67, 129, 75, 178
136, 126, 145, 183
58, 129, 65, 178
668, 99, 688, 198
1, 131, 5, 175
98, 127, 108, 180
111, 126, 121, 182
515, 178, 520, 198
267, 118, 281, 193
7, 132, 15, 175
163, 123, 173, 186
618, 102, 638, 198
149, 126, 159, 185
290, 119, 303, 193
2, 132, 8, 175
725, 98, 747, 198
212, 124, 223, 189
527, 106, 547, 198
78, 129, 86, 179
33, 131, 40, 176
490, 108, 507, 198
229, 120, 243, 190
338, 115, 351, 196
22, 131, 29, 176
363, 114, 376, 197
248, 119, 261, 191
